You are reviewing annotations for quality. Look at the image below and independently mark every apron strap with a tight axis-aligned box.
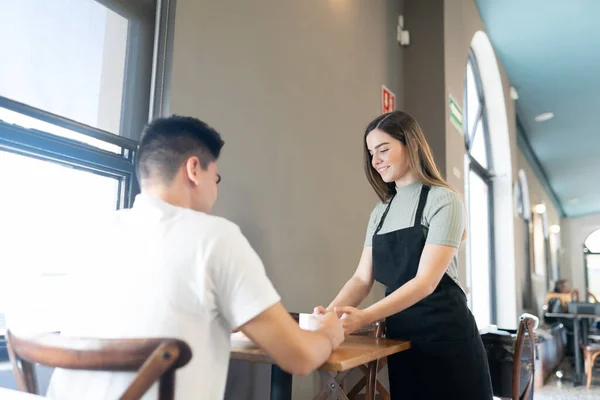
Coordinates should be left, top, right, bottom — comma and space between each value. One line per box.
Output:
414, 185, 431, 227
374, 194, 395, 235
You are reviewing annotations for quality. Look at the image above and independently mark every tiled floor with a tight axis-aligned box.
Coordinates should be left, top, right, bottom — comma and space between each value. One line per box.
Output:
534, 357, 600, 399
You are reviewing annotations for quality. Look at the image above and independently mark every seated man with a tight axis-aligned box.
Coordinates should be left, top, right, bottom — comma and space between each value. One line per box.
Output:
46, 116, 344, 399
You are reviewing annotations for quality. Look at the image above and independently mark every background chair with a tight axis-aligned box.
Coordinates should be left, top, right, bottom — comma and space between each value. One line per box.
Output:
512, 316, 536, 400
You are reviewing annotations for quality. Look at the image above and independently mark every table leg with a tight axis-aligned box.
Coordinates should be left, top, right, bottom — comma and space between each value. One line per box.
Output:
271, 365, 292, 400
317, 370, 349, 400
573, 317, 583, 386
365, 359, 377, 400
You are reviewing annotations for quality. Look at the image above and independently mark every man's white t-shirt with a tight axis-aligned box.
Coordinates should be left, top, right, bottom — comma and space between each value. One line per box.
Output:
46, 194, 281, 399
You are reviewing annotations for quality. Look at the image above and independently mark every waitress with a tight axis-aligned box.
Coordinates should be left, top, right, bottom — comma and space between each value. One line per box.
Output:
314, 111, 493, 399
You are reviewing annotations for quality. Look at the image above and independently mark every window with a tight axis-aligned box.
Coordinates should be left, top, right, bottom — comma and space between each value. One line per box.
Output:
549, 228, 560, 281
464, 50, 495, 328
0, 0, 156, 140
532, 211, 548, 277
585, 229, 600, 253
0, 0, 157, 334
515, 170, 534, 310
585, 229, 600, 300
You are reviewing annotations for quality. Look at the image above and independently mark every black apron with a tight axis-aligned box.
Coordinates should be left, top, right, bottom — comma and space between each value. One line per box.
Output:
372, 185, 493, 400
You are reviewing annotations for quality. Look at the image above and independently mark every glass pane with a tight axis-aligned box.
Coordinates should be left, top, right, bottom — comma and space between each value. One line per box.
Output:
549, 233, 559, 281
516, 180, 524, 217
0, 0, 128, 134
586, 255, 600, 298
470, 119, 489, 169
466, 170, 492, 328
0, 107, 121, 154
0, 150, 119, 333
466, 61, 480, 136
532, 213, 547, 276
585, 229, 600, 253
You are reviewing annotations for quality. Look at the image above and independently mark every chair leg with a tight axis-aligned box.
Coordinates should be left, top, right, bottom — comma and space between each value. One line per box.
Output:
589, 353, 600, 389
158, 371, 175, 400
583, 351, 592, 389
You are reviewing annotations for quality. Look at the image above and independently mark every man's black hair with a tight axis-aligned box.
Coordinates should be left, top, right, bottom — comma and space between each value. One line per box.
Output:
137, 115, 224, 184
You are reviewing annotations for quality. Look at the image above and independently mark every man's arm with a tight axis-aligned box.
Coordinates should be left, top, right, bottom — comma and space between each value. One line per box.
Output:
207, 222, 344, 375
239, 302, 343, 376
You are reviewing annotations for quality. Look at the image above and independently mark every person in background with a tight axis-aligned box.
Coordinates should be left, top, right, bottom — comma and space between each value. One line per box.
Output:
314, 111, 493, 399
46, 116, 344, 400
554, 279, 571, 294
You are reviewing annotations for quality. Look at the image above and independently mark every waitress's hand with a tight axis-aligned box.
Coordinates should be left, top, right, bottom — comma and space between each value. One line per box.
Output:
313, 306, 328, 315
334, 306, 369, 336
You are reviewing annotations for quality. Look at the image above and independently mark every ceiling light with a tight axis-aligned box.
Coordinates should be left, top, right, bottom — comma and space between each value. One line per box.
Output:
550, 225, 561, 234
535, 112, 554, 122
534, 204, 547, 214
567, 198, 579, 204
510, 86, 519, 100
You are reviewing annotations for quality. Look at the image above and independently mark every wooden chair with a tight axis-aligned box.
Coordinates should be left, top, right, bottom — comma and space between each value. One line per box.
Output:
313, 320, 388, 400
512, 317, 536, 400
587, 290, 599, 303
544, 289, 579, 310
582, 343, 600, 389
6, 329, 192, 400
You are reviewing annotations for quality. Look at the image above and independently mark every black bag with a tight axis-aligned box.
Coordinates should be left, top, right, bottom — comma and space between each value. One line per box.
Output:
481, 329, 535, 400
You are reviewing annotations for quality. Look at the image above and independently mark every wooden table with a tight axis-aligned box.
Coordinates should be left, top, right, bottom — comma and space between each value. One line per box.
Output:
231, 335, 411, 400
0, 388, 45, 399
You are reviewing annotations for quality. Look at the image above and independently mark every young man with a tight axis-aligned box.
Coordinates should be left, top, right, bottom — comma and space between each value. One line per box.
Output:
46, 116, 344, 399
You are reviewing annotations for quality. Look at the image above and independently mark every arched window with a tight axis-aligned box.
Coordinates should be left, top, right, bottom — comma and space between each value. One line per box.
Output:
464, 50, 495, 328
584, 229, 600, 300
585, 229, 600, 253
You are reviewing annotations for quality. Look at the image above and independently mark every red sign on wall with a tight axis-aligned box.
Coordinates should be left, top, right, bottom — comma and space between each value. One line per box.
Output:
382, 85, 396, 114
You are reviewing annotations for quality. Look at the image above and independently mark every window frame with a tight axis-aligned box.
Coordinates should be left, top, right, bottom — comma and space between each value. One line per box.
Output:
0, 96, 139, 209
463, 49, 497, 325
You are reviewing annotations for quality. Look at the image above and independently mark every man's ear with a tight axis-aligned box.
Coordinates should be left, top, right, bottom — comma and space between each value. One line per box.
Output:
185, 156, 202, 186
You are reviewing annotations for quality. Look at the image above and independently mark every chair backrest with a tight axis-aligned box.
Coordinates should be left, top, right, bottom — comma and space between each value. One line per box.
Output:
512, 317, 536, 400
7, 330, 192, 400
545, 290, 579, 310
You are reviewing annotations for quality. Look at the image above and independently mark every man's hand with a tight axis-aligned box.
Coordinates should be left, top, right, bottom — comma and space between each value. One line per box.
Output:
316, 311, 345, 349
240, 302, 342, 376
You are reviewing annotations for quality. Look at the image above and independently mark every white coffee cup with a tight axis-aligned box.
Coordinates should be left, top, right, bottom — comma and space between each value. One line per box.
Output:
298, 313, 321, 331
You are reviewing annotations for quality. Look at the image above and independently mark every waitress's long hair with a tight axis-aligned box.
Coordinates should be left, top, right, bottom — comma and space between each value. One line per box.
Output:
363, 111, 466, 240
364, 110, 456, 203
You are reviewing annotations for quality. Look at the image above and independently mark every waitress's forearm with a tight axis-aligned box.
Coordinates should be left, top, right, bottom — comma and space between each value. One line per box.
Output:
327, 276, 372, 311
363, 276, 432, 323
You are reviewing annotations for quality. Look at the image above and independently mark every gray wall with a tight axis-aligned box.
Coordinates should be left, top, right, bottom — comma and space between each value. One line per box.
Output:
167, 0, 565, 397
169, 1, 403, 398
562, 212, 600, 294
403, 0, 447, 177
516, 149, 562, 316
